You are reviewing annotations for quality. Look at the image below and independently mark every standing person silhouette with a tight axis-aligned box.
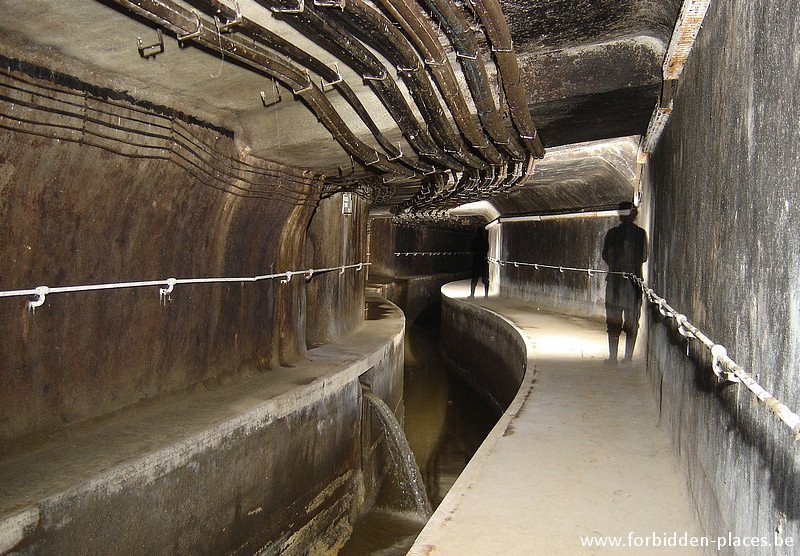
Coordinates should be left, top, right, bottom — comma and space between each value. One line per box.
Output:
602, 202, 648, 363
469, 229, 489, 298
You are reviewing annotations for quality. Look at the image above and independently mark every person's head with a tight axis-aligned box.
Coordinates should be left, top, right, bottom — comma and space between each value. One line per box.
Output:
618, 201, 638, 223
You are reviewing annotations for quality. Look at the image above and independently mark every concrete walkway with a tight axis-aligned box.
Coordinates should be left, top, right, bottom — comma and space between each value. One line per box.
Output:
410, 284, 703, 555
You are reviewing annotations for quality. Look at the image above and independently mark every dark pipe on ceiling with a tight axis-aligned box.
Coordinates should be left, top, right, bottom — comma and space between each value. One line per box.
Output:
108, 0, 418, 180
190, 0, 435, 174
262, 0, 467, 172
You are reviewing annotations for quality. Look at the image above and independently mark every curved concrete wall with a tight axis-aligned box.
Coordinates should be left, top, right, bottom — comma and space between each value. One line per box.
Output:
438, 282, 528, 415
0, 60, 367, 443
1, 296, 404, 555
494, 217, 620, 319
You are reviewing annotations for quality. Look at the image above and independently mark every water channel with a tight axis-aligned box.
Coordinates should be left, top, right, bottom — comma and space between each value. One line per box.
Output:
340, 305, 499, 555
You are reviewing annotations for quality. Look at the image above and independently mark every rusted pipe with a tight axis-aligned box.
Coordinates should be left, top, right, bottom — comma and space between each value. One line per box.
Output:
260, 0, 465, 172
325, 1, 484, 170
109, 0, 415, 178
191, 0, 432, 174
373, 0, 504, 166
417, 0, 525, 161
325, 0, 490, 170
470, 0, 544, 158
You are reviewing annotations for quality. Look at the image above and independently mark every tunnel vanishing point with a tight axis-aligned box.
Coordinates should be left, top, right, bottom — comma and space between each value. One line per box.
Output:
1, 0, 799, 554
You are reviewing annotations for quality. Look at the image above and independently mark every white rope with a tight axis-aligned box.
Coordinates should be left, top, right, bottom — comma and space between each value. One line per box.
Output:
491, 257, 800, 437
0, 262, 370, 310
487, 257, 627, 277
394, 251, 471, 256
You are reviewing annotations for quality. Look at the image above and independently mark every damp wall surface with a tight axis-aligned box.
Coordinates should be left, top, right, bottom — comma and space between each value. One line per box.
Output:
1, 296, 406, 555
0, 60, 367, 444
494, 216, 626, 319
439, 285, 527, 414
646, 0, 800, 550
369, 218, 473, 278
368, 217, 472, 321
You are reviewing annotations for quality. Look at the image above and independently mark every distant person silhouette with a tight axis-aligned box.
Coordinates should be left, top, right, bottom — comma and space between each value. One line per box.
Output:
470, 229, 489, 298
602, 202, 648, 363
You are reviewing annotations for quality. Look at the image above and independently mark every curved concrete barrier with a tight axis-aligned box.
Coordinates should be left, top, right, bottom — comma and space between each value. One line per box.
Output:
409, 281, 535, 553
437, 282, 529, 415
0, 296, 404, 555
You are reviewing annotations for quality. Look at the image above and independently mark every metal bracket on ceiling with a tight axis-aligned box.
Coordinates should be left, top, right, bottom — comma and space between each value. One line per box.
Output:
492, 42, 513, 53
364, 150, 381, 166
260, 79, 282, 107
137, 28, 164, 59
292, 69, 314, 94
456, 51, 478, 60
320, 63, 343, 92
397, 61, 421, 73
425, 58, 447, 67
313, 0, 346, 9
216, 1, 242, 32
362, 72, 388, 82
387, 143, 403, 161
272, 0, 305, 13
177, 11, 203, 45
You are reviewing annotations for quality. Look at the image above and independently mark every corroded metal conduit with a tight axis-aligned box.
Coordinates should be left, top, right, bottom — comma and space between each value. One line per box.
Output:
470, 0, 544, 159
261, 0, 465, 172
0, 263, 371, 310
373, 0, 504, 165
192, 0, 432, 174
417, 0, 525, 161
324, 0, 487, 170
487, 257, 800, 437
109, 0, 415, 178
0, 69, 322, 204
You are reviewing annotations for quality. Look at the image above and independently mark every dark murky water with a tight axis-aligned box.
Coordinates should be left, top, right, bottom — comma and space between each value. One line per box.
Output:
340, 306, 499, 555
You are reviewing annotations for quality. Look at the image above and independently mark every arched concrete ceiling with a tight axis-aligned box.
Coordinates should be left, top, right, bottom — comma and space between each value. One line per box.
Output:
0, 0, 681, 217
489, 136, 640, 215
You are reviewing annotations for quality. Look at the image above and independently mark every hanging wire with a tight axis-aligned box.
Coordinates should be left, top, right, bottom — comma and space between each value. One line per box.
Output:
490, 257, 800, 437
0, 67, 325, 205
0, 263, 370, 311
394, 251, 471, 256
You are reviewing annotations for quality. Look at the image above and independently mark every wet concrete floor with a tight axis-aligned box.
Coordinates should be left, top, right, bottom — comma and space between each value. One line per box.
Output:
410, 285, 703, 555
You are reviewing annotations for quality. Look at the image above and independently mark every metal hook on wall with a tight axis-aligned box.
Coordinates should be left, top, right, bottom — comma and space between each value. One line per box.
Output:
178, 11, 203, 46
280, 271, 293, 284
28, 286, 49, 312
137, 28, 164, 59
159, 278, 177, 304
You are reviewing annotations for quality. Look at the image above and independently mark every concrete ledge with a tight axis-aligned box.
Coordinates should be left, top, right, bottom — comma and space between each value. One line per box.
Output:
410, 282, 701, 555
0, 295, 404, 555
437, 283, 529, 414
410, 282, 535, 552
367, 272, 469, 323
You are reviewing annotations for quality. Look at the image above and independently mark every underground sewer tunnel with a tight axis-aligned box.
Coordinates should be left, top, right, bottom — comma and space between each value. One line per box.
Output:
2, 0, 800, 554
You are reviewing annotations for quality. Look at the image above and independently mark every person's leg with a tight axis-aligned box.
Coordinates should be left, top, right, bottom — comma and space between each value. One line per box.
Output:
621, 286, 643, 361
606, 280, 623, 361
